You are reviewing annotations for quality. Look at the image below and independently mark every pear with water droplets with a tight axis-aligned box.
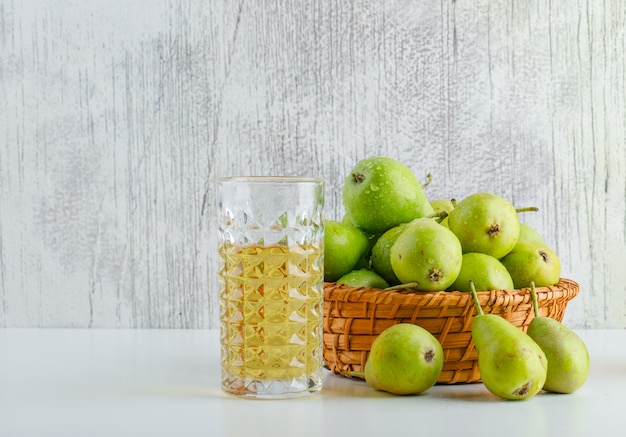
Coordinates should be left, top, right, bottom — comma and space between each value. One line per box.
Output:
469, 282, 547, 400
370, 224, 406, 285
527, 282, 590, 394
390, 218, 462, 291
448, 192, 520, 259
342, 156, 435, 235
324, 220, 370, 282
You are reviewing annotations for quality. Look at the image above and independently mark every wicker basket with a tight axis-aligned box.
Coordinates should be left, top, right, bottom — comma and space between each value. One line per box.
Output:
323, 278, 580, 384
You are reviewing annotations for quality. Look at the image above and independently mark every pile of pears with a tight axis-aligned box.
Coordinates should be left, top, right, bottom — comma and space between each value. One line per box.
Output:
325, 156, 589, 399
324, 155, 561, 293
469, 280, 589, 400
356, 283, 590, 399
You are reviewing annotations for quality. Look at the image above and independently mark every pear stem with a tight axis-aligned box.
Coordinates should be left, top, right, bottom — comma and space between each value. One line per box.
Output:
515, 206, 539, 213
530, 281, 540, 318
427, 211, 448, 220
384, 282, 419, 291
469, 280, 484, 316
422, 173, 433, 189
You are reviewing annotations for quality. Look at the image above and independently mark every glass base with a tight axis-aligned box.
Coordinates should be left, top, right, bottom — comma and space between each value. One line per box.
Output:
222, 375, 322, 399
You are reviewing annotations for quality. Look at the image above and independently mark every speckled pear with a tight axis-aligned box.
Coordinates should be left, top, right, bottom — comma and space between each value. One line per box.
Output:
389, 218, 462, 291
449, 252, 514, 292
448, 192, 520, 259
469, 282, 547, 400
336, 269, 389, 289
527, 282, 590, 394
364, 323, 443, 395
517, 223, 545, 245
342, 156, 435, 235
500, 242, 561, 288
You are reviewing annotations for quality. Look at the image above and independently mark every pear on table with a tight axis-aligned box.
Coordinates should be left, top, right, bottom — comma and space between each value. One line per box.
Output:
469, 281, 547, 400
363, 323, 443, 395
527, 281, 590, 394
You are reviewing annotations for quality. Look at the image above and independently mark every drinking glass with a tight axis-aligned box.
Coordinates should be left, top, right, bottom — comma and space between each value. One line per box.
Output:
217, 176, 325, 398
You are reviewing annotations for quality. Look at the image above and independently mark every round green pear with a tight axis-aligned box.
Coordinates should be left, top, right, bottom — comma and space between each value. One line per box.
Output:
336, 269, 390, 289
324, 220, 370, 282
341, 214, 380, 270
390, 218, 462, 291
448, 252, 514, 292
527, 282, 590, 394
370, 224, 405, 286
363, 359, 383, 391
448, 192, 520, 259
518, 223, 545, 245
364, 323, 443, 395
500, 242, 561, 288
342, 156, 435, 235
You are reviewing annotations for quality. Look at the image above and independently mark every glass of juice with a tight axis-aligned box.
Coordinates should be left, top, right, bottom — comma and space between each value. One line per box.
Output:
217, 176, 325, 398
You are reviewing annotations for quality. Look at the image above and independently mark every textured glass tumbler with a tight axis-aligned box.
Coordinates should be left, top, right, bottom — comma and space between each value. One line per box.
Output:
218, 177, 325, 398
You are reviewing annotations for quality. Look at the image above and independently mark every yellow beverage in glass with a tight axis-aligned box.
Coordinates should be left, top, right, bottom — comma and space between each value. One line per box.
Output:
219, 242, 324, 397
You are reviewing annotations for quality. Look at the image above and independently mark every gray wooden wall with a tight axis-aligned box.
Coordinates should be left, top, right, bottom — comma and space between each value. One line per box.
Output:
1, 0, 624, 329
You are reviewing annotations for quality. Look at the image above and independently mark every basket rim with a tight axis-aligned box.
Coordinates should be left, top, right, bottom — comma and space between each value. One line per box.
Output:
323, 277, 579, 306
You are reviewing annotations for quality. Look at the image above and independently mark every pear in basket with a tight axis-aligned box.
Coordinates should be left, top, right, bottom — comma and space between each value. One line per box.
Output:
342, 156, 435, 235
448, 192, 520, 259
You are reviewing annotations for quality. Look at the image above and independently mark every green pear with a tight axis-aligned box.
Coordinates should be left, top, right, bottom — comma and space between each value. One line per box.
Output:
364, 323, 443, 395
469, 282, 547, 400
430, 199, 455, 215
390, 218, 463, 291
363, 354, 384, 391
448, 192, 520, 259
449, 252, 514, 292
324, 220, 370, 282
341, 212, 358, 227
370, 224, 405, 285
527, 282, 590, 394
336, 269, 390, 289
518, 223, 545, 245
342, 157, 435, 235
500, 242, 561, 288
430, 199, 455, 227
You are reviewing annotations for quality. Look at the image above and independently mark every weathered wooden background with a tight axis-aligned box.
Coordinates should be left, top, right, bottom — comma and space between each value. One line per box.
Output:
1, 0, 624, 329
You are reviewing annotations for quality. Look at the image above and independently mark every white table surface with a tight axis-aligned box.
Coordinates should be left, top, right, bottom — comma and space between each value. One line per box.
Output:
0, 328, 624, 437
